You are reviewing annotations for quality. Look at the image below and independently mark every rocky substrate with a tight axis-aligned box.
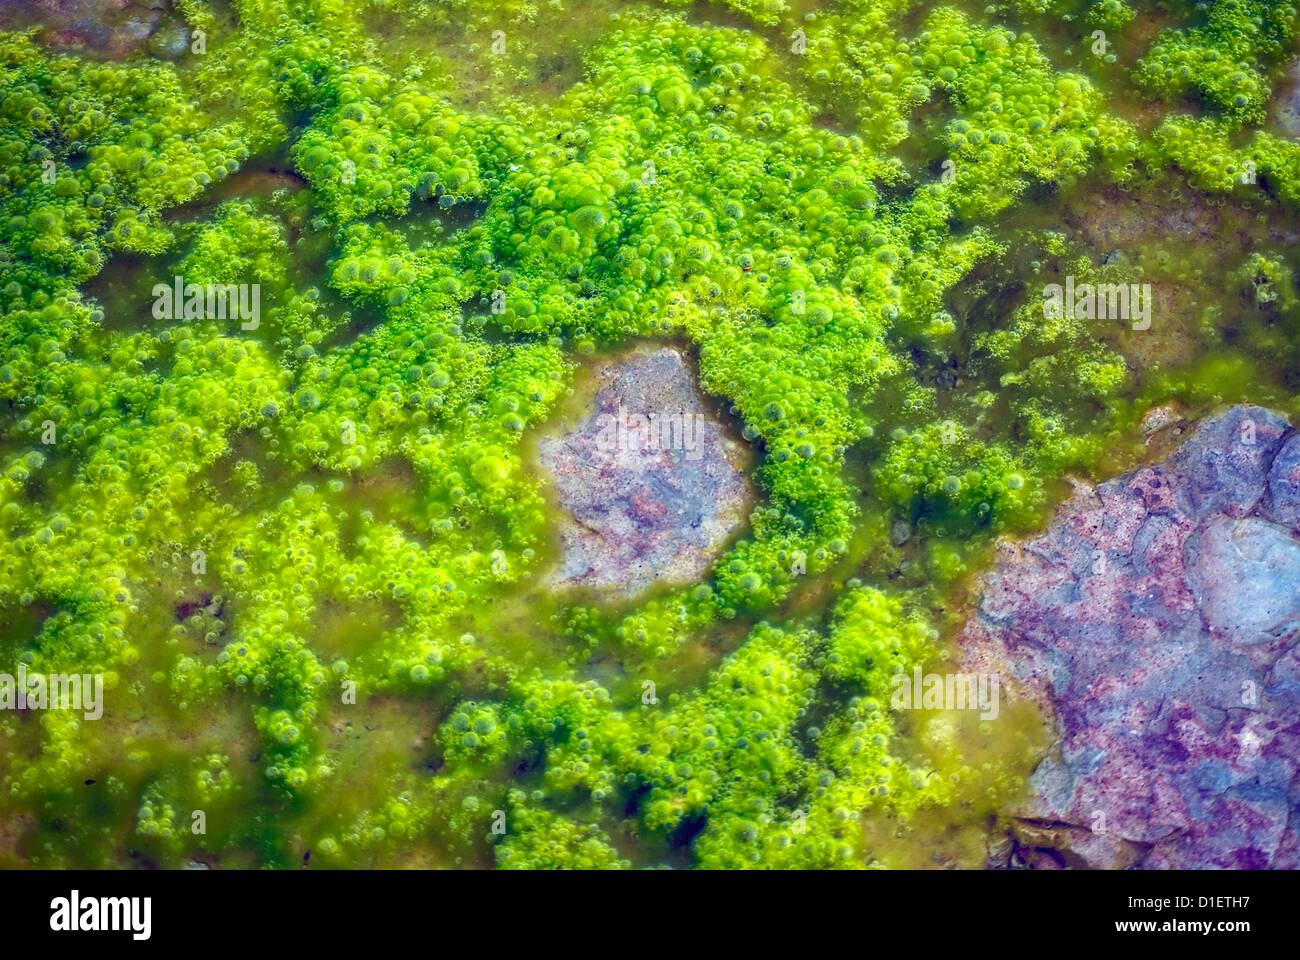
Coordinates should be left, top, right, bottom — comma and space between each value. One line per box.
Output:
537, 344, 752, 597
1274, 56, 1300, 141
962, 405, 1300, 869
0, 0, 187, 59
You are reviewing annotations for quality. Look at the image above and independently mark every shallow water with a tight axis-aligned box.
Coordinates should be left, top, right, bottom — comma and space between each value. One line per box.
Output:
2, 0, 1299, 869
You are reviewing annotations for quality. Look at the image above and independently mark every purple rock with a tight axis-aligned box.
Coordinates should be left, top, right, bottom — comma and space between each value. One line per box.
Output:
1264, 432, 1300, 529
961, 405, 1300, 869
0, 0, 166, 58
1166, 404, 1288, 519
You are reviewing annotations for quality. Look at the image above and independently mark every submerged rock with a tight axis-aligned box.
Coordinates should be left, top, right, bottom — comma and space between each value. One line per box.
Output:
0, 0, 172, 58
537, 344, 752, 597
145, 15, 189, 59
1264, 432, 1300, 529
961, 405, 1300, 869
1274, 57, 1300, 141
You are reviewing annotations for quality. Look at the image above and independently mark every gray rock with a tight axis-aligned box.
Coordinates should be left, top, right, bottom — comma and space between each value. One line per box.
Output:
537, 345, 752, 597
1186, 517, 1300, 647
67, 16, 111, 49
1274, 58, 1300, 140
890, 517, 912, 546
121, 15, 155, 42
146, 17, 189, 59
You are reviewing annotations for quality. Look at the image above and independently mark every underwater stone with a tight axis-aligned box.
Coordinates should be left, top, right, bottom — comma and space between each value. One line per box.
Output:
537, 344, 752, 597
1187, 517, 1300, 647
0, 0, 167, 57
1264, 432, 1300, 529
121, 14, 155, 42
1275, 57, 1300, 141
146, 15, 189, 59
890, 517, 912, 547
1166, 403, 1289, 518
961, 405, 1300, 869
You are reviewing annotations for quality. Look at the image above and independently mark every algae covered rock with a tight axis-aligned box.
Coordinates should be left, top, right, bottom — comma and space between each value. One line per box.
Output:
962, 405, 1300, 869
537, 344, 753, 596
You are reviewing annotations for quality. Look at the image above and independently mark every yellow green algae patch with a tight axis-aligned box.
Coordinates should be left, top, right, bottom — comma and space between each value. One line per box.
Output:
1, 0, 1299, 869
861, 698, 1053, 869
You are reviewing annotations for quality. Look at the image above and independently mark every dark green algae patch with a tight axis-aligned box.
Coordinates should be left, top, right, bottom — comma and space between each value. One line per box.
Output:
2, 0, 1300, 869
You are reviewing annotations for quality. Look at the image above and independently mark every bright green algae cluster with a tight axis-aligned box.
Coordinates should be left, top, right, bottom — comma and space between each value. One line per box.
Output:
2, 0, 1300, 868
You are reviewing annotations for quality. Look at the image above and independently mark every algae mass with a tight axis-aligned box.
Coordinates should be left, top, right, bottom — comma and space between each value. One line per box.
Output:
1, 0, 1298, 870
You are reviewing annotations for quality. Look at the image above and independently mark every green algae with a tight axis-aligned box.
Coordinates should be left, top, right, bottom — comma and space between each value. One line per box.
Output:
1, 0, 1300, 869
